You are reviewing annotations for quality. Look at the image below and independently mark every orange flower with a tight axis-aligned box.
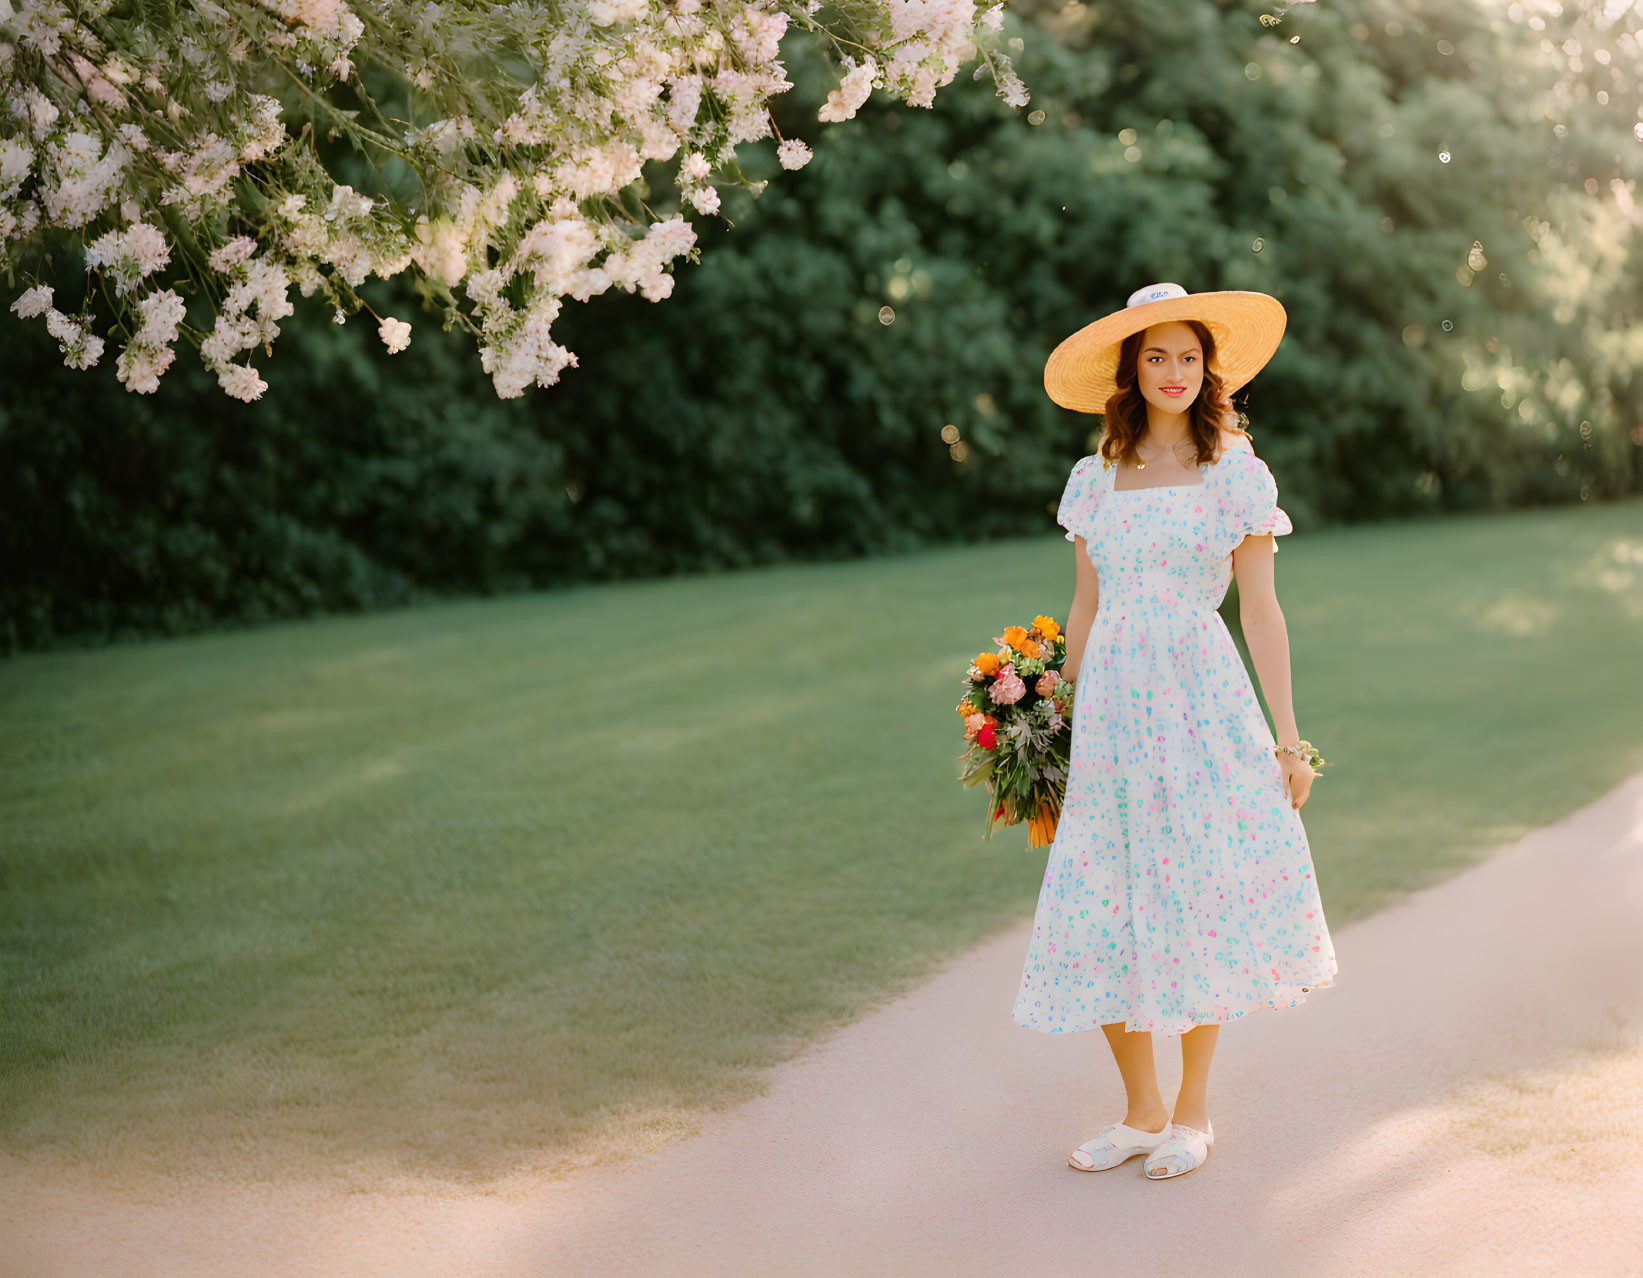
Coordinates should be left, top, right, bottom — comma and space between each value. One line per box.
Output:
1000, 625, 1030, 649
974, 652, 1002, 676
1033, 615, 1061, 641
1016, 637, 1044, 659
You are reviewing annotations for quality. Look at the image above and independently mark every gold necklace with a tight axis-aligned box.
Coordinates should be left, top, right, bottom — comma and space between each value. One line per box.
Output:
1134, 436, 1195, 470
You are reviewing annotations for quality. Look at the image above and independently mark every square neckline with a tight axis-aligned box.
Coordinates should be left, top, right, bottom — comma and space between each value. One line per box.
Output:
1107, 448, 1228, 495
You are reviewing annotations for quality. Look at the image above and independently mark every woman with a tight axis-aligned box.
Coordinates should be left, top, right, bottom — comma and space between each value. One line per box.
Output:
1011, 282, 1339, 1181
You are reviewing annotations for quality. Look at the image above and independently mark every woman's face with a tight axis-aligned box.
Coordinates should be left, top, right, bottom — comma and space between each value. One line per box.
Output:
1136, 321, 1203, 415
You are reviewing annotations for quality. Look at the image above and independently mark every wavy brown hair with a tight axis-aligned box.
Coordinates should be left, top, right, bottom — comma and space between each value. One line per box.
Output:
1096, 320, 1250, 468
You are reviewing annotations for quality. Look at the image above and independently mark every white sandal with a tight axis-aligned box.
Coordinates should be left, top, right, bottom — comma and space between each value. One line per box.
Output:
1143, 1120, 1215, 1179
1068, 1120, 1172, 1172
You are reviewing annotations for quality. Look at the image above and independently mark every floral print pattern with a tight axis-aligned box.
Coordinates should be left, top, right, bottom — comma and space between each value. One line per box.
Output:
1013, 446, 1337, 1035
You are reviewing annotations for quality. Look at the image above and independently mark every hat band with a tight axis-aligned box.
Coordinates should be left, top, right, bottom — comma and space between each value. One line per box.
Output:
1127, 282, 1188, 309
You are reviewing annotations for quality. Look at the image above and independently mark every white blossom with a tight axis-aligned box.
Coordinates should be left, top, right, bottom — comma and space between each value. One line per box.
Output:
10, 283, 53, 318
0, 200, 42, 241
818, 56, 879, 123
996, 69, 1029, 109
217, 361, 268, 402
236, 95, 286, 162
0, 137, 35, 200
43, 307, 105, 368
134, 289, 187, 347
510, 215, 604, 294
324, 182, 373, 222
0, 0, 1025, 398
84, 221, 171, 295
776, 139, 812, 170
101, 57, 139, 87
16, 85, 60, 141
115, 287, 187, 393
666, 75, 702, 137
587, 0, 646, 26
17, 0, 71, 57
410, 213, 470, 287
71, 53, 129, 109
207, 236, 259, 272
116, 345, 174, 393
478, 288, 576, 398
40, 130, 129, 228
378, 315, 411, 353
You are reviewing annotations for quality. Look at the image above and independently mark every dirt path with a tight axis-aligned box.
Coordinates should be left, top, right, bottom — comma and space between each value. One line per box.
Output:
6, 770, 1643, 1277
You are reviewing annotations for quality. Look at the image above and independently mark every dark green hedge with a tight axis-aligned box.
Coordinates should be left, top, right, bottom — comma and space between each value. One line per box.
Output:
3, 0, 1639, 652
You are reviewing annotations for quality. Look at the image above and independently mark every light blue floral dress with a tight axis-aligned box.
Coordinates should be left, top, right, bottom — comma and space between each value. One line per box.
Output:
1012, 445, 1339, 1035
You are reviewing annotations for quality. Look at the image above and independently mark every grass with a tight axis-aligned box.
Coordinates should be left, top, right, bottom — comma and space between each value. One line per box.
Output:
2, 495, 1640, 1189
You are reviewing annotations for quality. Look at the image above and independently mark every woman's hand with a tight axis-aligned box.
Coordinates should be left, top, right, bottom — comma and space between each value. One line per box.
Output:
1277, 751, 1318, 810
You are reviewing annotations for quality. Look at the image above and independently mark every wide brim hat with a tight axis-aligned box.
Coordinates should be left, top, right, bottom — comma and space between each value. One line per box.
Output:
1044, 283, 1287, 413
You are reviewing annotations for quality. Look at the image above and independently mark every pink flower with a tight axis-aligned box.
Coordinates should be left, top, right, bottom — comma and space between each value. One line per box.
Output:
989, 664, 1025, 705
1035, 671, 1060, 697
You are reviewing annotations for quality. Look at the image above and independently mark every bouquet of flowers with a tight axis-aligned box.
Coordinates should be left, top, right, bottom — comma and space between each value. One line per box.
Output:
954, 615, 1075, 848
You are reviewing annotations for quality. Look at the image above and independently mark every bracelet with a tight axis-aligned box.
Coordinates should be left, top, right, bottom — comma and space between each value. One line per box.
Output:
1274, 738, 1327, 770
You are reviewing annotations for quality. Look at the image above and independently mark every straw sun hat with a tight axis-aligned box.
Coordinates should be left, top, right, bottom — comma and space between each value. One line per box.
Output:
1043, 282, 1287, 413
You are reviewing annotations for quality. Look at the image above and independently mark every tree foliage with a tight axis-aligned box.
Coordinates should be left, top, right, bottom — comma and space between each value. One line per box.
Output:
3, 0, 1640, 652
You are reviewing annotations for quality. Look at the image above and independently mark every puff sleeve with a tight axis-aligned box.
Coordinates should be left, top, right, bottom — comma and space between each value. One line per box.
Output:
1056, 454, 1103, 543
1227, 452, 1294, 553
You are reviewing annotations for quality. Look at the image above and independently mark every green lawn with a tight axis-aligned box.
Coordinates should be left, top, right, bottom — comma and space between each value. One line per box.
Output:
3, 496, 1641, 1187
